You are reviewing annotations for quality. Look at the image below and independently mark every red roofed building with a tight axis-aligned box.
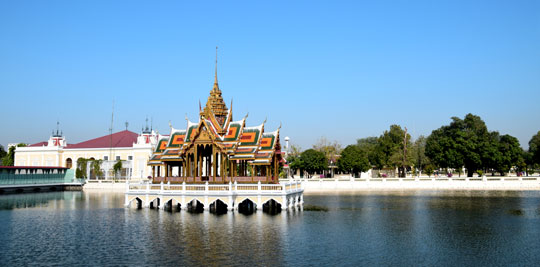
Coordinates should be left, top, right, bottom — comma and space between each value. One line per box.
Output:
14, 126, 161, 180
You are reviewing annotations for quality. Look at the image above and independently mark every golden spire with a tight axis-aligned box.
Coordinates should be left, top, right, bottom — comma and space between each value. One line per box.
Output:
214, 46, 218, 87
201, 46, 228, 128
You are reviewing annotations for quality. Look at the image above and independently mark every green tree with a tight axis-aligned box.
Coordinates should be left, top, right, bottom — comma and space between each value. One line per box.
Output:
2, 143, 27, 166
0, 145, 7, 165
411, 135, 430, 175
91, 160, 103, 179
530, 131, 540, 165
424, 164, 434, 177
337, 145, 370, 177
517, 149, 534, 176
113, 160, 123, 180
287, 154, 303, 176
461, 114, 491, 176
313, 136, 342, 167
372, 125, 412, 177
286, 144, 303, 177
494, 134, 522, 176
482, 131, 503, 176
300, 149, 327, 177
356, 137, 378, 166
76, 158, 88, 178
426, 114, 490, 177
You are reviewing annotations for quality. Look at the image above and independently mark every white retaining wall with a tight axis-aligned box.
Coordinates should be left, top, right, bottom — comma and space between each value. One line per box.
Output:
299, 176, 540, 191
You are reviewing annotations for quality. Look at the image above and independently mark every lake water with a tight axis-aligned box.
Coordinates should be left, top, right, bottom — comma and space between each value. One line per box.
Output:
1, 190, 540, 266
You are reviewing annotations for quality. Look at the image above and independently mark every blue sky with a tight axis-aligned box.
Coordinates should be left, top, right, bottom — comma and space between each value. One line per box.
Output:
1, 0, 539, 150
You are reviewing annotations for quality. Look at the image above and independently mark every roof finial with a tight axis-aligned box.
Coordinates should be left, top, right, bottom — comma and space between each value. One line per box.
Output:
214, 46, 218, 86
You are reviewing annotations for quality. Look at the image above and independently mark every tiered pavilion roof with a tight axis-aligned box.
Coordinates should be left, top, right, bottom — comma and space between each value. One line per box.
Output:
148, 63, 282, 184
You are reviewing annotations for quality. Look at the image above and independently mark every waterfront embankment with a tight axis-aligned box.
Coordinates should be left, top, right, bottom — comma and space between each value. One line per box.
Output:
301, 176, 540, 193
82, 176, 540, 193
83, 180, 126, 192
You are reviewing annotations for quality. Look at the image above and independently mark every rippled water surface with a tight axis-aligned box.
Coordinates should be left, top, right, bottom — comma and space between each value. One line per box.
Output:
1, 190, 540, 266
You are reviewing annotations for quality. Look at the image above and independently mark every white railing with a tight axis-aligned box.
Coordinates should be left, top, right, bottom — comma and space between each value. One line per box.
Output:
126, 180, 303, 195
297, 176, 540, 190
291, 176, 540, 183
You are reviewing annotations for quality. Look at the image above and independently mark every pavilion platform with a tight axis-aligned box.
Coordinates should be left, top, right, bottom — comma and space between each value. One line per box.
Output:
124, 180, 303, 213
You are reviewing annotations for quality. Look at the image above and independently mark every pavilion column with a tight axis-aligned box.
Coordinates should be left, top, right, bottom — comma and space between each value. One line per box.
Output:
251, 164, 254, 182
274, 157, 278, 182
212, 151, 217, 182
186, 155, 190, 177
230, 161, 234, 180
190, 154, 193, 177
220, 154, 224, 182
199, 153, 203, 179
152, 166, 155, 178
195, 146, 199, 178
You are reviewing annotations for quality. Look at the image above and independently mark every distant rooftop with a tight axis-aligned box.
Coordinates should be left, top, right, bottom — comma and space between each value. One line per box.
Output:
27, 130, 139, 149
66, 130, 139, 149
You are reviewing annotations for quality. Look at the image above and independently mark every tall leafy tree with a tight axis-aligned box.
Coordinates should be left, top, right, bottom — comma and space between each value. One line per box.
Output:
113, 160, 123, 180
76, 158, 88, 178
356, 137, 378, 166
286, 144, 303, 176
411, 136, 430, 174
530, 131, 540, 165
300, 149, 327, 177
482, 131, 503, 176
91, 160, 103, 179
0, 145, 6, 165
313, 136, 342, 165
495, 134, 522, 175
372, 125, 412, 177
337, 145, 370, 177
517, 149, 534, 176
2, 143, 26, 166
426, 114, 490, 177
287, 154, 303, 176
460, 114, 490, 176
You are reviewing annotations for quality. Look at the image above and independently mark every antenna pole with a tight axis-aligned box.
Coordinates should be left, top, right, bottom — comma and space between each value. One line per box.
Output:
110, 100, 114, 162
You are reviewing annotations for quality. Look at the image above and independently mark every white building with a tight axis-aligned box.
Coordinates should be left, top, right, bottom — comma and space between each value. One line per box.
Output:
14, 126, 160, 180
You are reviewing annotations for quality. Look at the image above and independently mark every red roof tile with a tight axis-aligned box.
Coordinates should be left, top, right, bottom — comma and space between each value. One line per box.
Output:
66, 130, 138, 149
28, 141, 48, 147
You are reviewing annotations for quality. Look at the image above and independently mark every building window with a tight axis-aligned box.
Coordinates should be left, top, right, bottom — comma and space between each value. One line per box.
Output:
66, 158, 73, 169
116, 156, 121, 161
128, 156, 133, 160
104, 156, 108, 160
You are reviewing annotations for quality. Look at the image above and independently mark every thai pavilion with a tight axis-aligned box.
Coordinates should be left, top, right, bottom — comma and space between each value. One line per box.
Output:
125, 56, 303, 213
147, 66, 283, 184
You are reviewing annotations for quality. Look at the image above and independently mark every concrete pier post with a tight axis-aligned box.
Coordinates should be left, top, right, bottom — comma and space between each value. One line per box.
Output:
228, 196, 234, 211
124, 194, 130, 207
144, 195, 149, 208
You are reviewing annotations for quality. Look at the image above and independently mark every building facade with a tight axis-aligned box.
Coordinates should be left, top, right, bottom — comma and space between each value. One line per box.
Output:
14, 126, 159, 180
